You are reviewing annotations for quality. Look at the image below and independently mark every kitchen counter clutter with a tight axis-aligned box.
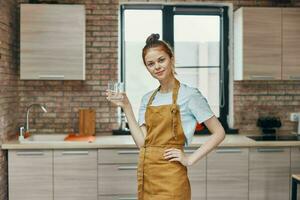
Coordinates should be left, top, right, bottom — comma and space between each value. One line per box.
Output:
3, 134, 300, 149
3, 134, 300, 200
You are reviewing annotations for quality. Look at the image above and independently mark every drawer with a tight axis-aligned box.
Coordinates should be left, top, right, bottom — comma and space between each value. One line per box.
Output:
98, 164, 138, 195
98, 195, 137, 200
98, 149, 139, 164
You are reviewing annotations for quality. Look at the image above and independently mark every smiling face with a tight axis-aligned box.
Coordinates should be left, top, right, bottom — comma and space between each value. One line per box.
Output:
144, 47, 175, 81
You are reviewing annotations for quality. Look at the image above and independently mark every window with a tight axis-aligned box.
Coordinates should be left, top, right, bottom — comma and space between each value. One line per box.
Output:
120, 4, 230, 132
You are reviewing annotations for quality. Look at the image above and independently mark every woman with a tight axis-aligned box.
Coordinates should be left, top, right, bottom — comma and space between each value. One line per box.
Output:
106, 33, 225, 200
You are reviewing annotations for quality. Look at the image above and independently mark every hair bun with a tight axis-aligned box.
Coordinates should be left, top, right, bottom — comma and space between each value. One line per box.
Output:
146, 33, 160, 44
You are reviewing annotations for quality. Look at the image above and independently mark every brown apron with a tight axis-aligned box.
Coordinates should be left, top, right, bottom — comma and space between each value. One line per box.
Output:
137, 79, 191, 200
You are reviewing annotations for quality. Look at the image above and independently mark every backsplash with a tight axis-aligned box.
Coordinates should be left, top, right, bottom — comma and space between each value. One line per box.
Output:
234, 81, 300, 134
0, 0, 19, 199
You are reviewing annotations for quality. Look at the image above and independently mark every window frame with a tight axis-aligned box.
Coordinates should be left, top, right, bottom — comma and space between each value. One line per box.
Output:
120, 4, 232, 133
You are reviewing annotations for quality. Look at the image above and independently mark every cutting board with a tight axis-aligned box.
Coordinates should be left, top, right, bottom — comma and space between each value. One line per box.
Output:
79, 109, 95, 136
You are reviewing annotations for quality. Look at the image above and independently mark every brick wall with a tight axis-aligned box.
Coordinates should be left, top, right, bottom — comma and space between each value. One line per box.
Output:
0, 0, 19, 199
234, 81, 300, 134
0, 0, 299, 199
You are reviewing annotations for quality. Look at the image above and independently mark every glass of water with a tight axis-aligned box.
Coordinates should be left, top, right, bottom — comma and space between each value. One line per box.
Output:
107, 81, 124, 100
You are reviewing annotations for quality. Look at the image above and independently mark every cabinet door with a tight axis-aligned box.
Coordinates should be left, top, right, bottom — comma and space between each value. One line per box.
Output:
54, 149, 97, 200
291, 147, 300, 200
20, 4, 85, 80
98, 195, 137, 200
249, 147, 290, 200
282, 8, 300, 80
186, 149, 206, 200
98, 149, 139, 164
8, 150, 53, 200
207, 148, 248, 200
235, 8, 282, 80
98, 164, 138, 195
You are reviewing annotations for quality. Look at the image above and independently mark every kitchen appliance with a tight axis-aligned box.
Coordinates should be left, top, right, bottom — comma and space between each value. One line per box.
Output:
257, 116, 282, 134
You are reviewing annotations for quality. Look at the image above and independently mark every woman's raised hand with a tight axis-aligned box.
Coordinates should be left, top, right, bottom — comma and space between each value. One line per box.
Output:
106, 90, 130, 109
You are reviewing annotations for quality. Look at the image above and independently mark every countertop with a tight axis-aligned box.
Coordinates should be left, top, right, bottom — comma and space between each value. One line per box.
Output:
2, 134, 300, 149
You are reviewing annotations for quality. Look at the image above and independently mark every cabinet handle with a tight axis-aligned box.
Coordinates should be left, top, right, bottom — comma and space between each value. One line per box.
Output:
118, 198, 137, 200
62, 151, 89, 155
118, 166, 137, 170
216, 149, 242, 153
118, 150, 140, 154
16, 151, 44, 156
289, 76, 300, 80
184, 150, 195, 154
39, 75, 65, 80
249, 75, 275, 80
257, 148, 284, 152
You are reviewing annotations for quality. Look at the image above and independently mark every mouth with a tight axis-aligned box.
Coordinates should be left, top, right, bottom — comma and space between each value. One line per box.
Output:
155, 70, 165, 76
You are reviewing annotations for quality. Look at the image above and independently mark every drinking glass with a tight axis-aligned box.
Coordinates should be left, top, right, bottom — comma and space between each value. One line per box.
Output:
107, 81, 124, 100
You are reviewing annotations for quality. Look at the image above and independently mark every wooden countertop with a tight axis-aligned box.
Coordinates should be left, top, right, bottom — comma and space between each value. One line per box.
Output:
2, 134, 300, 149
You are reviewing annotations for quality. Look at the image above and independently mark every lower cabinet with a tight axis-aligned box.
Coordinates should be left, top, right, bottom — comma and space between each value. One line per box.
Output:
8, 150, 53, 200
186, 149, 206, 200
7, 145, 297, 200
291, 147, 300, 200
54, 149, 97, 200
8, 149, 97, 200
249, 147, 291, 200
98, 195, 137, 200
98, 149, 139, 199
207, 148, 248, 200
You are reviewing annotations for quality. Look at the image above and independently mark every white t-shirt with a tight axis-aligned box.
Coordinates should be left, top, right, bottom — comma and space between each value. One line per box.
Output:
138, 82, 214, 146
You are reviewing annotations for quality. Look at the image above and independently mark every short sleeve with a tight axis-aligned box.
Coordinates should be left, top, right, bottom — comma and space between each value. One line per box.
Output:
188, 89, 214, 124
138, 95, 147, 126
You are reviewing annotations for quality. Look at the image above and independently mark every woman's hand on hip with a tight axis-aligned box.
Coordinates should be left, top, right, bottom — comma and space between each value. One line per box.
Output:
163, 148, 192, 167
106, 90, 130, 109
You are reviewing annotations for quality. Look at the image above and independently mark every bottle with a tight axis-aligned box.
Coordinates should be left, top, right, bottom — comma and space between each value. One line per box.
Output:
119, 112, 127, 131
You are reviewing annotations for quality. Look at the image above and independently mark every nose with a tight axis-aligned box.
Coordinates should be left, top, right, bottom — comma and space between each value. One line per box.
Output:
154, 62, 161, 70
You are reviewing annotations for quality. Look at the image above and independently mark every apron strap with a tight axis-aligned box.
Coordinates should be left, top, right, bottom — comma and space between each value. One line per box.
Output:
147, 87, 160, 106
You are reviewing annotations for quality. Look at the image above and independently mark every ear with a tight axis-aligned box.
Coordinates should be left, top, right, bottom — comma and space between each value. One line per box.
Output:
171, 56, 175, 65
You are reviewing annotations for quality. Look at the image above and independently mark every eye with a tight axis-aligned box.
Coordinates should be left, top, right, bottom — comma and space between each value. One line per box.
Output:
147, 62, 154, 67
158, 58, 165, 63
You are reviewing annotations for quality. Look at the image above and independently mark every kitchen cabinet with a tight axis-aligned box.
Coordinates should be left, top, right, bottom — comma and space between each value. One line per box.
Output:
8, 150, 53, 200
207, 148, 248, 200
20, 4, 85, 80
234, 7, 282, 80
282, 8, 300, 80
186, 149, 206, 200
249, 147, 290, 200
98, 149, 139, 198
53, 149, 97, 200
291, 147, 300, 200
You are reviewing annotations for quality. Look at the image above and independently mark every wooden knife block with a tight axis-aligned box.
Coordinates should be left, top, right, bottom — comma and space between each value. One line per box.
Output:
79, 109, 95, 136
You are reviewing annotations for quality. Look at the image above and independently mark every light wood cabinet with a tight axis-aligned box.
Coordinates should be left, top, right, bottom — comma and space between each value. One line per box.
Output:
291, 147, 300, 200
282, 8, 300, 80
186, 149, 206, 200
20, 4, 85, 80
98, 195, 138, 200
234, 7, 282, 80
207, 148, 248, 200
8, 150, 53, 200
249, 147, 290, 200
98, 149, 139, 198
53, 149, 97, 200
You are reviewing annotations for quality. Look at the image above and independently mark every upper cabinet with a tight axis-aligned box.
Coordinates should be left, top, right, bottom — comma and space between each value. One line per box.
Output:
20, 4, 85, 80
234, 7, 300, 80
282, 8, 300, 80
